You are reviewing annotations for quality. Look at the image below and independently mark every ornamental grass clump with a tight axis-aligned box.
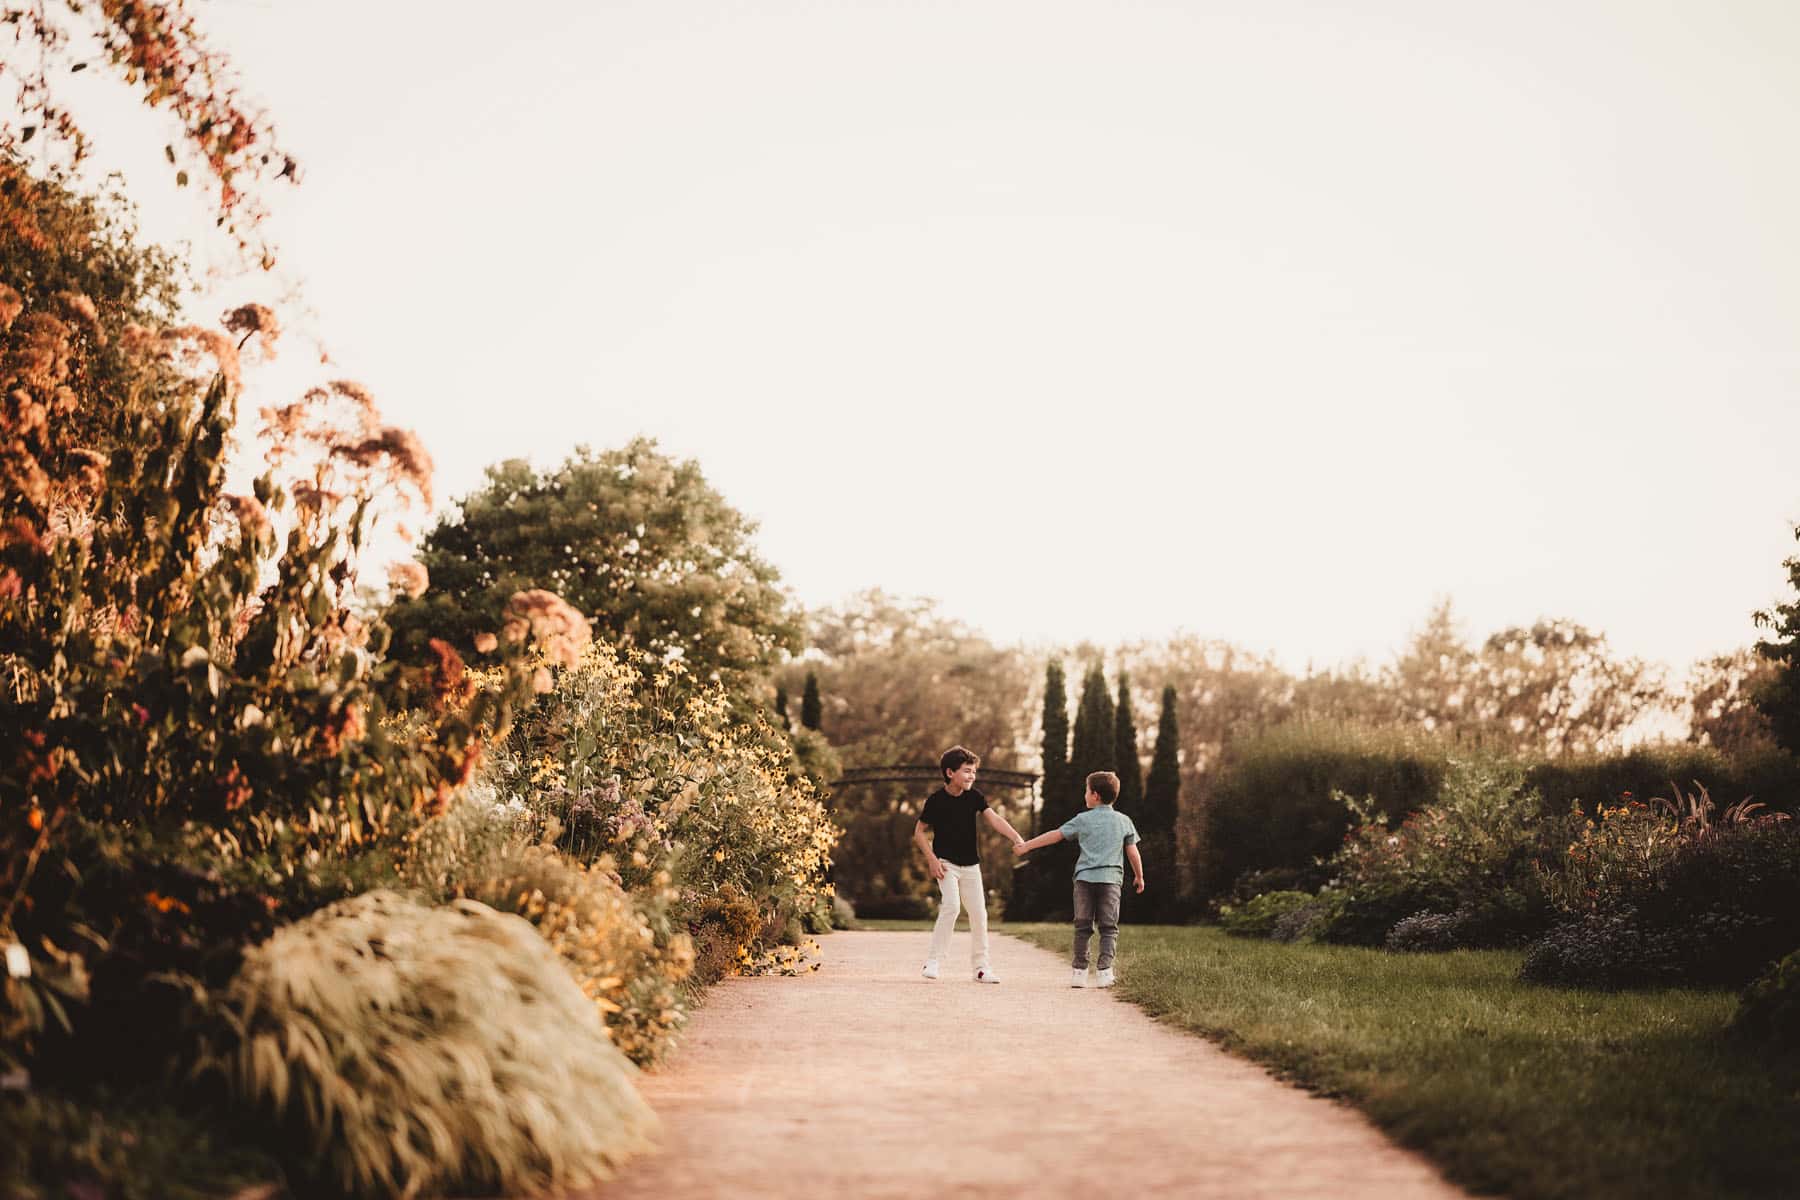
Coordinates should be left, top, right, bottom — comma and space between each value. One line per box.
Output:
398, 790, 694, 1062
194, 890, 655, 1198
457, 832, 694, 1065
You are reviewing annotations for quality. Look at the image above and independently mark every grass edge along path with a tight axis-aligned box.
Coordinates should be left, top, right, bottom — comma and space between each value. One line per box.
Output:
997, 923, 1800, 1200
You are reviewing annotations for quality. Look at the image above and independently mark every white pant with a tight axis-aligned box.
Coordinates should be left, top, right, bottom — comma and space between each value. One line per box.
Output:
927, 862, 990, 970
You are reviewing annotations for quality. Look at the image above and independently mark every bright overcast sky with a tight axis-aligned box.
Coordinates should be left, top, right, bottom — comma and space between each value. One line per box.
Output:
55, 0, 1800, 673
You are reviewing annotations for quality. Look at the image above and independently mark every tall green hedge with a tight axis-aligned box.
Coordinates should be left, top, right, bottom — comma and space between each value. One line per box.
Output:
1524, 745, 1800, 819
1199, 723, 1451, 900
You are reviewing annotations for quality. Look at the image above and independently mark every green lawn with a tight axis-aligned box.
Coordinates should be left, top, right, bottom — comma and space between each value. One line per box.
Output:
984, 924, 1799, 1200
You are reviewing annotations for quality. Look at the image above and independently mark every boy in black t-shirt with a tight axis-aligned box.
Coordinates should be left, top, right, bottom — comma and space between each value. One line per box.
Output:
912, 745, 1027, 983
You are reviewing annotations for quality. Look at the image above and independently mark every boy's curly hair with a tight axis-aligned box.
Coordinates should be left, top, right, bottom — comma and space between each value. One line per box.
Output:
939, 745, 980, 781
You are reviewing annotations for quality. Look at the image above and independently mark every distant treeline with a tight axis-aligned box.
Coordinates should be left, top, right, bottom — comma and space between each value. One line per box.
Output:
780, 592, 1788, 917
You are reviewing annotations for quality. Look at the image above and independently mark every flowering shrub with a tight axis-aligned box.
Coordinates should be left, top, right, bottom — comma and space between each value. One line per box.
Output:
1518, 911, 1689, 988
0, 161, 667, 1200
1317, 757, 1555, 946
684, 884, 764, 986
1538, 793, 1686, 917
1522, 792, 1800, 989
1538, 784, 1773, 917
0, 161, 588, 1090
1380, 888, 1550, 953
486, 646, 840, 947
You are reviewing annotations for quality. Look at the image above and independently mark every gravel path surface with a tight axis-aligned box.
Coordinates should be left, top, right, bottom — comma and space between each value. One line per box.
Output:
593, 929, 1467, 1199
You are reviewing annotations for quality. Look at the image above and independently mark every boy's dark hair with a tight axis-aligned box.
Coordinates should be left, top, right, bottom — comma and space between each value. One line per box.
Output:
940, 745, 980, 781
1087, 771, 1120, 804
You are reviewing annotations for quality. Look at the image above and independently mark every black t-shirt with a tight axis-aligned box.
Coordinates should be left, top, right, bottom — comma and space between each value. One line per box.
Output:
920, 787, 989, 867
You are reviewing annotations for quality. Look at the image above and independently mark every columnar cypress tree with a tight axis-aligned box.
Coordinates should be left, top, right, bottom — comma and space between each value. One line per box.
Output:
1038, 660, 1070, 837
801, 672, 822, 731
1143, 685, 1181, 836
1067, 662, 1116, 809
1113, 669, 1143, 816
1132, 685, 1183, 922
1017, 663, 1113, 921
1010, 659, 1071, 921
774, 685, 791, 730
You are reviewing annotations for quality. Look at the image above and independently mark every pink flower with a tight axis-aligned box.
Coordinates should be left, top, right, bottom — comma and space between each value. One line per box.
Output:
505, 589, 592, 667
387, 559, 429, 599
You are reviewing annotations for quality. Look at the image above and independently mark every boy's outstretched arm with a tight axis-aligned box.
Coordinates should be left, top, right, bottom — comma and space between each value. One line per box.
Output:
912, 819, 947, 880
1126, 843, 1146, 893
1013, 830, 1064, 857
982, 807, 1026, 848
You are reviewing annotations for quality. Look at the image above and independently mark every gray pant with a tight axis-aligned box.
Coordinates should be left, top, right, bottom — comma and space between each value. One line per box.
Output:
1072, 880, 1122, 970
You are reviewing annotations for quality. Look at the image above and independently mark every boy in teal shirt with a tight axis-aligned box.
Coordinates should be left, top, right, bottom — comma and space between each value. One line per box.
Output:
1014, 770, 1145, 988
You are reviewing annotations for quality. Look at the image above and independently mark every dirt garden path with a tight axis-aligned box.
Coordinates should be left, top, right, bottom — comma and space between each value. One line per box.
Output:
594, 930, 1467, 1199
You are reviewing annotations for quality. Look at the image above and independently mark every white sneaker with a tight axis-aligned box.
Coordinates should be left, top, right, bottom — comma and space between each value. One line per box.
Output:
921, 960, 940, 980
1070, 968, 1088, 988
973, 966, 1000, 984
1096, 967, 1116, 988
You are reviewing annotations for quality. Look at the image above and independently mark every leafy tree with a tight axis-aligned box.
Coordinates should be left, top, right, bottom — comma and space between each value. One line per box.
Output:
801, 672, 822, 731
1688, 648, 1779, 758
1114, 669, 1143, 816
1290, 660, 1397, 726
1754, 531, 1800, 757
1471, 620, 1665, 756
1390, 603, 1667, 756
773, 684, 791, 730
1386, 599, 1476, 735
1118, 635, 1296, 795
387, 441, 803, 699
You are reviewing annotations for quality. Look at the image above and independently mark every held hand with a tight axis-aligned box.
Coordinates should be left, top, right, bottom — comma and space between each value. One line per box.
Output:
1011, 840, 1027, 858
1134, 877, 1146, 894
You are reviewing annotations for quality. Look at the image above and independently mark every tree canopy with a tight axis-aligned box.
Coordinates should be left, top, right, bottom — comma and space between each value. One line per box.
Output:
387, 439, 803, 697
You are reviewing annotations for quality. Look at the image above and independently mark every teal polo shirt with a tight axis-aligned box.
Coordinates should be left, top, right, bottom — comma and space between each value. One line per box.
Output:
1058, 805, 1141, 884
